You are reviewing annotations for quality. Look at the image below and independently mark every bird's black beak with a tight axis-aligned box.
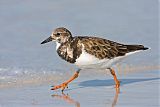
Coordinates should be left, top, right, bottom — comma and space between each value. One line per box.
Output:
41, 36, 52, 44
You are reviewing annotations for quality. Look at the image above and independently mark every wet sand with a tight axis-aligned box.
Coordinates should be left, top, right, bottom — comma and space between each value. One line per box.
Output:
0, 67, 159, 107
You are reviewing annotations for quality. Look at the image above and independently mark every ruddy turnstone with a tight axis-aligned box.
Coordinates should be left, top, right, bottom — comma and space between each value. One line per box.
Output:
41, 27, 148, 92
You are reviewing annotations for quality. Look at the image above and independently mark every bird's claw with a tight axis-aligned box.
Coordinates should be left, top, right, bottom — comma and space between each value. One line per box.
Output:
51, 82, 68, 92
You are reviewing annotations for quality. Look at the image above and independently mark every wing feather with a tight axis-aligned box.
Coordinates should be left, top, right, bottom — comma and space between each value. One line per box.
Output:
79, 37, 128, 59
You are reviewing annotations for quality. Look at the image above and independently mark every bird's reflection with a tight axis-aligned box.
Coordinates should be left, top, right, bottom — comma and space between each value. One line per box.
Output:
51, 88, 119, 107
112, 88, 120, 107
51, 93, 80, 107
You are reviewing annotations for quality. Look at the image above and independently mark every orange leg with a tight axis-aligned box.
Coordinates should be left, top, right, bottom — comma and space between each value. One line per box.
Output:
51, 69, 81, 92
109, 68, 120, 88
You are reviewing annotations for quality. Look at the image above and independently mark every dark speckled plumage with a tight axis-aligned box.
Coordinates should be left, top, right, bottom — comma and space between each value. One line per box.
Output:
57, 37, 82, 63
56, 36, 148, 63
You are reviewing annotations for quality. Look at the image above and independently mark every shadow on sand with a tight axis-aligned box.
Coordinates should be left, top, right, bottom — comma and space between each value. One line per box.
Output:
78, 78, 160, 87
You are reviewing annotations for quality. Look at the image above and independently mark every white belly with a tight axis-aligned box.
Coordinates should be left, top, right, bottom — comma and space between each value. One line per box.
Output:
75, 49, 141, 69
75, 50, 123, 69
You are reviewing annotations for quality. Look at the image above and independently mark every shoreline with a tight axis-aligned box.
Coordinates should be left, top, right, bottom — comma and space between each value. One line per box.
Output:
0, 69, 159, 107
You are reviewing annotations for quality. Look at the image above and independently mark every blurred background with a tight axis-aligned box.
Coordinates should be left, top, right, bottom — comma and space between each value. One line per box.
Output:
0, 0, 159, 85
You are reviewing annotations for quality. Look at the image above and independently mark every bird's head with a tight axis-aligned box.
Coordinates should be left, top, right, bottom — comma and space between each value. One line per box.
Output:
41, 27, 72, 44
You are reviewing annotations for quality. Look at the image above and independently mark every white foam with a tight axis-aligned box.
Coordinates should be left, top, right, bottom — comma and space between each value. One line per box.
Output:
0, 67, 61, 88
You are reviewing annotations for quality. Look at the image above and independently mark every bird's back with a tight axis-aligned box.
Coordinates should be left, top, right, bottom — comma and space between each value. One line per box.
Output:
78, 36, 148, 59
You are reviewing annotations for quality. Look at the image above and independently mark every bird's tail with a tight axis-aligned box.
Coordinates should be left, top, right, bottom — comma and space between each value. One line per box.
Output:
126, 45, 149, 52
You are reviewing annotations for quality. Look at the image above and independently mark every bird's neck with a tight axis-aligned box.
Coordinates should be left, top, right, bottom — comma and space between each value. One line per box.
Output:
56, 42, 61, 50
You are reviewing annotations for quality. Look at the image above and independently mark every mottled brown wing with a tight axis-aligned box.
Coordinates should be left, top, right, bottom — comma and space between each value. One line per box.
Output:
80, 37, 129, 59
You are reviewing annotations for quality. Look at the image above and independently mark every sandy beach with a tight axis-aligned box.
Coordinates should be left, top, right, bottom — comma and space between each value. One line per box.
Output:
0, 66, 159, 107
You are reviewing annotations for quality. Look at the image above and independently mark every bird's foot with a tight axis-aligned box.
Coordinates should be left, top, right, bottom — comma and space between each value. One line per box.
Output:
51, 70, 80, 92
51, 82, 68, 92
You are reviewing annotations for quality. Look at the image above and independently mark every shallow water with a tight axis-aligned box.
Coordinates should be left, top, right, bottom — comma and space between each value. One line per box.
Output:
0, 70, 159, 107
0, 0, 159, 86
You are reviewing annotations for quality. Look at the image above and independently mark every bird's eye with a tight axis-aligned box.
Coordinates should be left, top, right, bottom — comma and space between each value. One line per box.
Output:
57, 33, 60, 36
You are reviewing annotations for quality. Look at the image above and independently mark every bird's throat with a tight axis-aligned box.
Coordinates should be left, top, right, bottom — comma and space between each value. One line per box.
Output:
56, 42, 61, 50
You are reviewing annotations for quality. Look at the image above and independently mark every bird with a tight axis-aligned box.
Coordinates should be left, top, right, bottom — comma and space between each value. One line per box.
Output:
41, 27, 148, 92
